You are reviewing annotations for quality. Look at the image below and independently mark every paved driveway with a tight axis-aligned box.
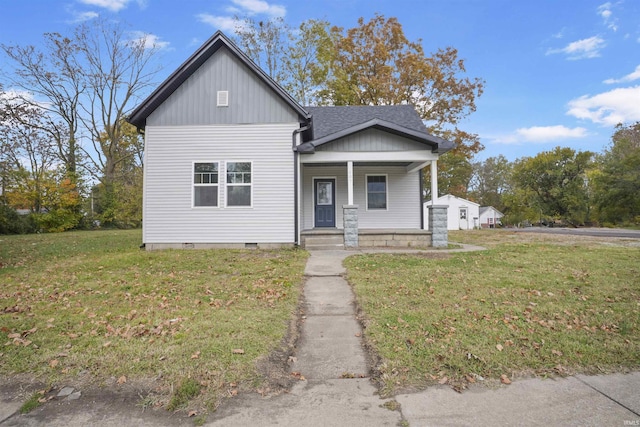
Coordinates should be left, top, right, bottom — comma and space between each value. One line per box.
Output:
513, 227, 640, 239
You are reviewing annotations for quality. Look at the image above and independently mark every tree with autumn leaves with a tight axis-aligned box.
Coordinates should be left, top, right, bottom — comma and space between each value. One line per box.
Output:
235, 14, 484, 198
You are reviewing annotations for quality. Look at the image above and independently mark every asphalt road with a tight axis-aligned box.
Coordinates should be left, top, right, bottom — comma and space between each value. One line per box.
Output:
512, 227, 640, 239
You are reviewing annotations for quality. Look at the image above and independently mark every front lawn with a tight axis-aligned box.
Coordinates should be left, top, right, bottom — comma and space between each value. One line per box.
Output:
345, 230, 640, 394
0, 230, 308, 412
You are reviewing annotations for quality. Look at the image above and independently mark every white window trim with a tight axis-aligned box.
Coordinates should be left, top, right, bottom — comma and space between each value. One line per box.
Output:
192, 161, 220, 208
312, 176, 338, 228
225, 160, 253, 208
365, 174, 388, 211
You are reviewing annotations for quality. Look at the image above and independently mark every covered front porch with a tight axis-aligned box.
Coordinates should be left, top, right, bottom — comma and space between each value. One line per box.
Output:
293, 105, 452, 249
297, 159, 447, 249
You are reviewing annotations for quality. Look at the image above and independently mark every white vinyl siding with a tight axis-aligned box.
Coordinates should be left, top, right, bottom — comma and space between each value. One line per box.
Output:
143, 123, 297, 244
302, 165, 420, 230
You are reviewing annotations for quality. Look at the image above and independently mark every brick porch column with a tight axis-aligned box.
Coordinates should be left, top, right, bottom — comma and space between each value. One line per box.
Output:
343, 204, 359, 248
428, 204, 448, 248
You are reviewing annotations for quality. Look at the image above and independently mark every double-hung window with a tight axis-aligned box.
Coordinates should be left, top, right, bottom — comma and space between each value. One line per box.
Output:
366, 175, 387, 210
226, 162, 252, 207
193, 162, 219, 207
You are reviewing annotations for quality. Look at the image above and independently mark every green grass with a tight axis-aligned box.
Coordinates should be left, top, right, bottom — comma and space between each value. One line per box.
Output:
19, 392, 42, 414
167, 377, 201, 411
345, 231, 640, 394
0, 230, 308, 411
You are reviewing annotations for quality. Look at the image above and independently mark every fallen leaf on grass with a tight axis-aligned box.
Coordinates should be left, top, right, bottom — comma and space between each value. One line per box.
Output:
438, 376, 448, 385
188, 410, 197, 417
49, 359, 59, 368
231, 349, 244, 354
500, 374, 511, 384
117, 375, 127, 385
496, 344, 503, 352
191, 351, 200, 359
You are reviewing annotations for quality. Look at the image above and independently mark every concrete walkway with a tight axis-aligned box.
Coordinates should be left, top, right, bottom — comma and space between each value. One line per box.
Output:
206, 249, 401, 426
2, 245, 638, 426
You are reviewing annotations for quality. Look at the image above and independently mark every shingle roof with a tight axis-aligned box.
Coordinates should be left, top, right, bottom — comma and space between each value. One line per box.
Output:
302, 105, 454, 153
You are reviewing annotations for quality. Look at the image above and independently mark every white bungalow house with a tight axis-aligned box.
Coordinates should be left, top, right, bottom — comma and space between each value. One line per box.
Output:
479, 206, 504, 228
128, 31, 453, 250
423, 194, 480, 230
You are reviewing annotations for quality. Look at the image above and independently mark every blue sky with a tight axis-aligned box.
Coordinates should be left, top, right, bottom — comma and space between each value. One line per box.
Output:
2, 0, 639, 161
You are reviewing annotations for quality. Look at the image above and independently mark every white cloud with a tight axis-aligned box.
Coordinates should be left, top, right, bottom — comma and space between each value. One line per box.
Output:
494, 126, 588, 144
198, 0, 286, 31
197, 14, 239, 32
516, 126, 588, 142
597, 2, 618, 31
604, 65, 640, 84
129, 31, 170, 50
68, 10, 99, 23
546, 36, 606, 60
567, 85, 640, 126
230, 0, 286, 17
78, 0, 130, 12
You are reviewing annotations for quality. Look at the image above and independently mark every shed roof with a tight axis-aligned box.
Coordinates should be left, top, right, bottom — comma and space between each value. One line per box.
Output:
479, 206, 504, 216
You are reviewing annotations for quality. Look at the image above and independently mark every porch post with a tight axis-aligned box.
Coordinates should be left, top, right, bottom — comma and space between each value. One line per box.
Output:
343, 160, 358, 247
428, 205, 448, 248
347, 161, 354, 205
430, 160, 438, 204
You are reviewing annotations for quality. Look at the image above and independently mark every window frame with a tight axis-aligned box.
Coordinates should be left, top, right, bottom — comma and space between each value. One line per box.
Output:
192, 161, 220, 208
365, 174, 388, 211
225, 160, 253, 208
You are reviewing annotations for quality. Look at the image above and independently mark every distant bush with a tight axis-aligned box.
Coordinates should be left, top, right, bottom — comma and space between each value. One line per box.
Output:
0, 205, 38, 234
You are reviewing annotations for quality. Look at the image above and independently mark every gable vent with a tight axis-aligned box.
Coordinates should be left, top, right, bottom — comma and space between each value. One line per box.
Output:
217, 90, 229, 107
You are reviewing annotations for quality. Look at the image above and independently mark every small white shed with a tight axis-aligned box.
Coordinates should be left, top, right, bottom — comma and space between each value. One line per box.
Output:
479, 206, 504, 228
423, 194, 480, 230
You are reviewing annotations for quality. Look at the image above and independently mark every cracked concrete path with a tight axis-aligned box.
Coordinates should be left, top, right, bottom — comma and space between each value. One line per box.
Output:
206, 249, 400, 426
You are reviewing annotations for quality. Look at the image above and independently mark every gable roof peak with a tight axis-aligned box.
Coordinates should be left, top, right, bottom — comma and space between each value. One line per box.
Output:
128, 31, 309, 129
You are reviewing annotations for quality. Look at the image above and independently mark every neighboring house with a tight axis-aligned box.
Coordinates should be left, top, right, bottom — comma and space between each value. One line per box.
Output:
423, 194, 480, 230
479, 206, 504, 228
128, 31, 454, 250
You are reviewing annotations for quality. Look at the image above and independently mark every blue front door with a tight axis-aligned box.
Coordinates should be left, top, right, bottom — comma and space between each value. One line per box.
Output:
314, 179, 335, 227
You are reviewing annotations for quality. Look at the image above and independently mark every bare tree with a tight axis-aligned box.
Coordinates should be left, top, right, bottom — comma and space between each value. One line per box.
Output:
2, 34, 84, 181
75, 20, 159, 185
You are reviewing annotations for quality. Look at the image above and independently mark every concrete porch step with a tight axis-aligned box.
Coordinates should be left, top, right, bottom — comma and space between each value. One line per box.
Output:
304, 244, 345, 251
302, 234, 345, 250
